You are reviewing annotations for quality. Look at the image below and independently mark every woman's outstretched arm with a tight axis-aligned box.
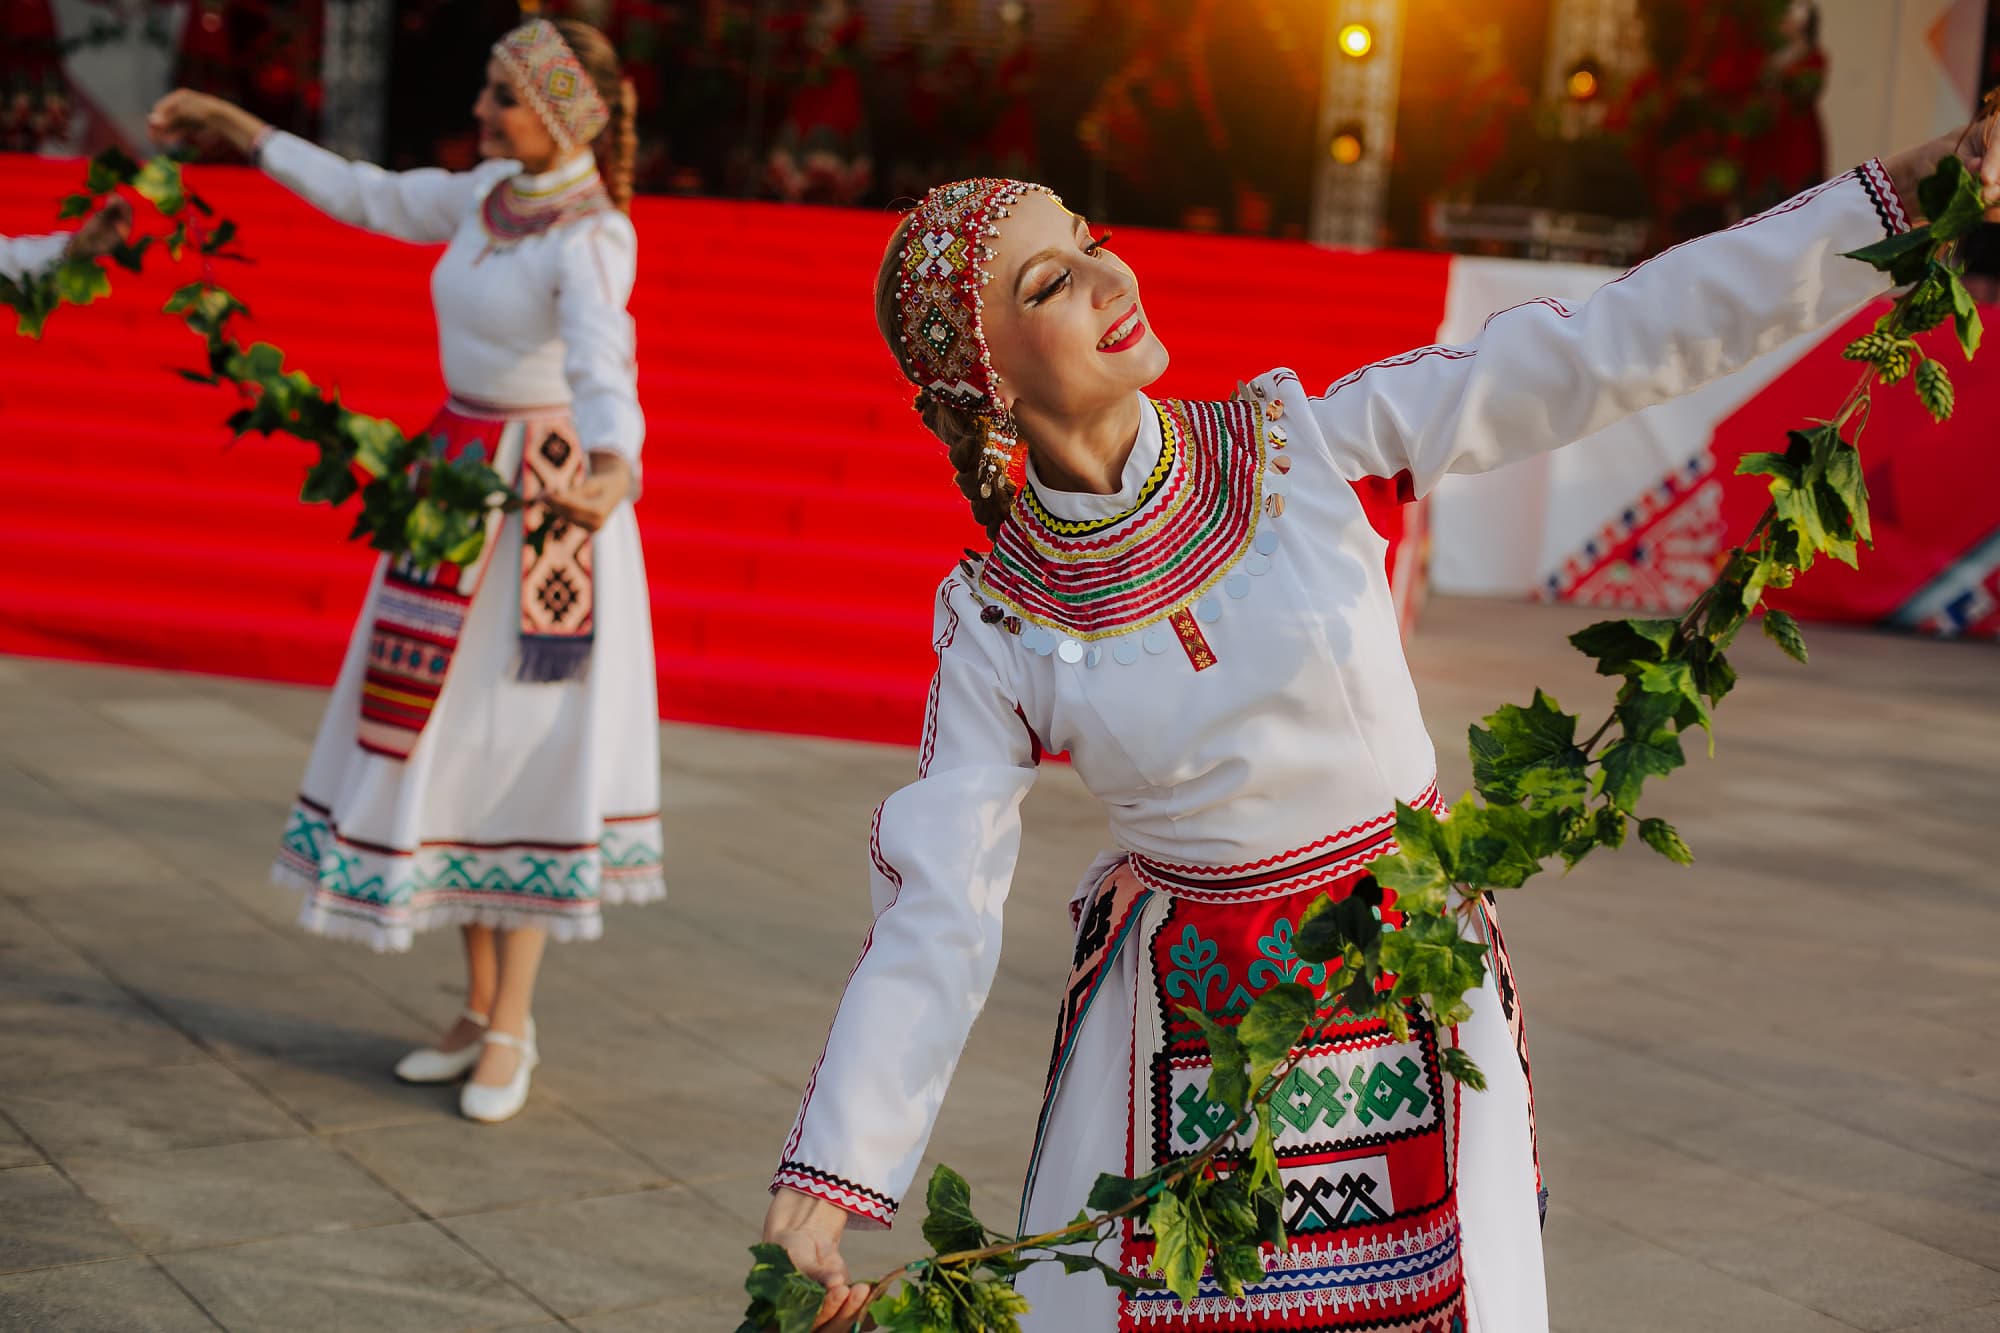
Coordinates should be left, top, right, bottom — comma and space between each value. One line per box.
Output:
1308, 126, 1997, 496
148, 89, 505, 245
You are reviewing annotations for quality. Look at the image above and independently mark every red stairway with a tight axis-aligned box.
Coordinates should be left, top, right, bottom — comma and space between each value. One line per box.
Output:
0, 155, 1445, 744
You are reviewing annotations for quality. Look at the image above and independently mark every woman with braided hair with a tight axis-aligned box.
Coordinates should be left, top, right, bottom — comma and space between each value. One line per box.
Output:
762, 123, 2000, 1331
147, 17, 659, 1125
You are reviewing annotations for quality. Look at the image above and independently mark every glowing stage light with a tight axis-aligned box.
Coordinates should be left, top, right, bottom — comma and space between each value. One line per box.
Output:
1329, 129, 1365, 165
1565, 61, 1601, 101
1338, 23, 1374, 58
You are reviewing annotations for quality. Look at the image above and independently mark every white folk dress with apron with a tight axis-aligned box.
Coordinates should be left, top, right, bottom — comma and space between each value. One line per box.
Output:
773, 164, 1912, 1332
257, 132, 665, 953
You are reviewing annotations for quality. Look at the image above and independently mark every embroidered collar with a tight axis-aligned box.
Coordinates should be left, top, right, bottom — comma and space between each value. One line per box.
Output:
1021, 399, 1175, 538
480, 153, 612, 247
977, 396, 1265, 641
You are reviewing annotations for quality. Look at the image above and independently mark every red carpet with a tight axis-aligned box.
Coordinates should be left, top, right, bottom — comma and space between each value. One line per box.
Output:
0, 155, 1443, 743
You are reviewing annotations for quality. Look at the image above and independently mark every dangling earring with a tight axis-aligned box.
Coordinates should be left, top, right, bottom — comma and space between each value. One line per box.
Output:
977, 407, 1026, 498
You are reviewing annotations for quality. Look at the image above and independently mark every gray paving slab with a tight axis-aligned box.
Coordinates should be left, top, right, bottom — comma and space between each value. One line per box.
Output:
0, 599, 1994, 1328
0, 1258, 220, 1332
0, 1164, 136, 1273
442, 1186, 756, 1317
64, 1136, 414, 1253
330, 1103, 666, 1217
0, 1062, 301, 1159
157, 1221, 546, 1332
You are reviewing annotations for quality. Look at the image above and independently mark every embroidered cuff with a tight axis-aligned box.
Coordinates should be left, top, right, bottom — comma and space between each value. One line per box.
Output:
1857, 158, 1914, 237
771, 1161, 898, 1227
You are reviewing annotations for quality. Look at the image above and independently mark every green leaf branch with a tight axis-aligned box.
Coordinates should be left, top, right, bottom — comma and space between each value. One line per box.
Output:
738, 155, 1989, 1332
3, 148, 531, 571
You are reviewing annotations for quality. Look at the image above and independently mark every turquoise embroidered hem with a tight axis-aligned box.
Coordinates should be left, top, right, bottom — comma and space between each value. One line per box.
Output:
273, 797, 666, 953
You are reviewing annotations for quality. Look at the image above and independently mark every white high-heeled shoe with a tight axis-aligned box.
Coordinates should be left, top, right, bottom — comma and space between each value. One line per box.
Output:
459, 1020, 538, 1124
392, 1009, 489, 1084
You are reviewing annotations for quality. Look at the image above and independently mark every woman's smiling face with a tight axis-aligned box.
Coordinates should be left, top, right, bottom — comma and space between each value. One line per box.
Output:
979, 191, 1169, 421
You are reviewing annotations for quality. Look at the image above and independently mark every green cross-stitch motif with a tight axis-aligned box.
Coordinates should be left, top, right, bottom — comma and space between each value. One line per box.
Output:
1174, 1081, 1236, 1145
1349, 1057, 1429, 1126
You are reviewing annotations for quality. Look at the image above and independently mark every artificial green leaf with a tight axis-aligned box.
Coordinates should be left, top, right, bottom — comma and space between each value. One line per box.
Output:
1247, 1108, 1283, 1197
110, 235, 154, 274
51, 258, 110, 307
1237, 982, 1315, 1091
1469, 690, 1589, 808
1761, 608, 1808, 663
1054, 1249, 1163, 1295
1087, 1170, 1162, 1215
741, 1243, 829, 1333
200, 219, 239, 255
1569, 618, 1677, 678
83, 145, 139, 194
132, 157, 186, 215
1819, 440, 1872, 547
1382, 915, 1488, 1015
1214, 1241, 1267, 1299
1147, 1190, 1208, 1305
1599, 723, 1684, 812
1292, 883, 1381, 966
921, 1165, 988, 1258
1447, 801, 1557, 889
1182, 1006, 1250, 1117
1918, 156, 1986, 242
1638, 817, 1695, 865
57, 194, 92, 221
1735, 450, 1800, 484
1946, 268, 1984, 358
1840, 226, 1930, 274
1440, 1044, 1488, 1092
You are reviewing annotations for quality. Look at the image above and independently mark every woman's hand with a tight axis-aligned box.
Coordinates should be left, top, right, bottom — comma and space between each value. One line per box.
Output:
541, 451, 633, 532
761, 1187, 873, 1331
1881, 115, 2000, 225
146, 89, 267, 157
65, 196, 131, 262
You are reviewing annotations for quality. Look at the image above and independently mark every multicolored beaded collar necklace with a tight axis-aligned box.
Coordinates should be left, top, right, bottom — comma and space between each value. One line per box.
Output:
478, 157, 613, 254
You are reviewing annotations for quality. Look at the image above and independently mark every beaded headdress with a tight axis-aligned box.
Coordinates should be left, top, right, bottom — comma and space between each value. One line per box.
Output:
492, 19, 609, 152
895, 177, 1058, 495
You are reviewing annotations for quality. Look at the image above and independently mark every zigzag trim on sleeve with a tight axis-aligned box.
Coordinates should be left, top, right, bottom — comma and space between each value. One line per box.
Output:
1857, 158, 1914, 237
771, 1161, 899, 1226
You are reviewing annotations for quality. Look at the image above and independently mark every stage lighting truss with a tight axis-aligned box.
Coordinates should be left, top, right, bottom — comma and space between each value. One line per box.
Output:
1310, 0, 1403, 248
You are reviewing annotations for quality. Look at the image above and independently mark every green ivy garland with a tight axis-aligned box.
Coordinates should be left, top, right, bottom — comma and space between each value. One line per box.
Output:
1, 148, 529, 571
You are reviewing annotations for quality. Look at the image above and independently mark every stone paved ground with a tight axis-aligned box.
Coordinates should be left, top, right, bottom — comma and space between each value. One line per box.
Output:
0, 596, 1996, 1333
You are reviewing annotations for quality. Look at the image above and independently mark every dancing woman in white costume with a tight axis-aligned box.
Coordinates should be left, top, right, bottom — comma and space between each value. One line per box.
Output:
761, 119, 1999, 1332
148, 17, 660, 1126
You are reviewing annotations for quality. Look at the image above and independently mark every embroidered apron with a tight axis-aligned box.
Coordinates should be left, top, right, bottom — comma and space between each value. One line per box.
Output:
1026, 785, 1535, 1333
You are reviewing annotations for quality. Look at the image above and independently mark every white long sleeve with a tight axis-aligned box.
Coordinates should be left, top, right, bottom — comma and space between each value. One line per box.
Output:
775, 575, 1040, 1227
1310, 162, 1912, 497
0, 232, 69, 281
257, 130, 515, 244
554, 216, 644, 461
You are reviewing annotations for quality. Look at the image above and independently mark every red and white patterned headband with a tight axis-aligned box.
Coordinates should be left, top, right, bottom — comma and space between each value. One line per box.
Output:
895, 177, 1060, 412
493, 19, 609, 153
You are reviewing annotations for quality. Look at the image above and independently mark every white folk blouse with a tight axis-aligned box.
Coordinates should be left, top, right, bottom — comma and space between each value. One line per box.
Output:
0, 232, 68, 280
773, 163, 1913, 1227
256, 132, 644, 466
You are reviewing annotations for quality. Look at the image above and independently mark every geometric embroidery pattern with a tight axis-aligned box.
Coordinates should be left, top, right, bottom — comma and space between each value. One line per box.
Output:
273, 795, 664, 952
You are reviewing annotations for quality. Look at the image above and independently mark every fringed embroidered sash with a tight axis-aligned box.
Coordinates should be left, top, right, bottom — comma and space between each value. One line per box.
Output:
1026, 785, 1542, 1332
358, 402, 593, 760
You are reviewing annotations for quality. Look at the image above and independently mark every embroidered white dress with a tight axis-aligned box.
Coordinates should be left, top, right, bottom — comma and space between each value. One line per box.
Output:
256, 132, 665, 952
773, 165, 1912, 1331
0, 232, 68, 280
